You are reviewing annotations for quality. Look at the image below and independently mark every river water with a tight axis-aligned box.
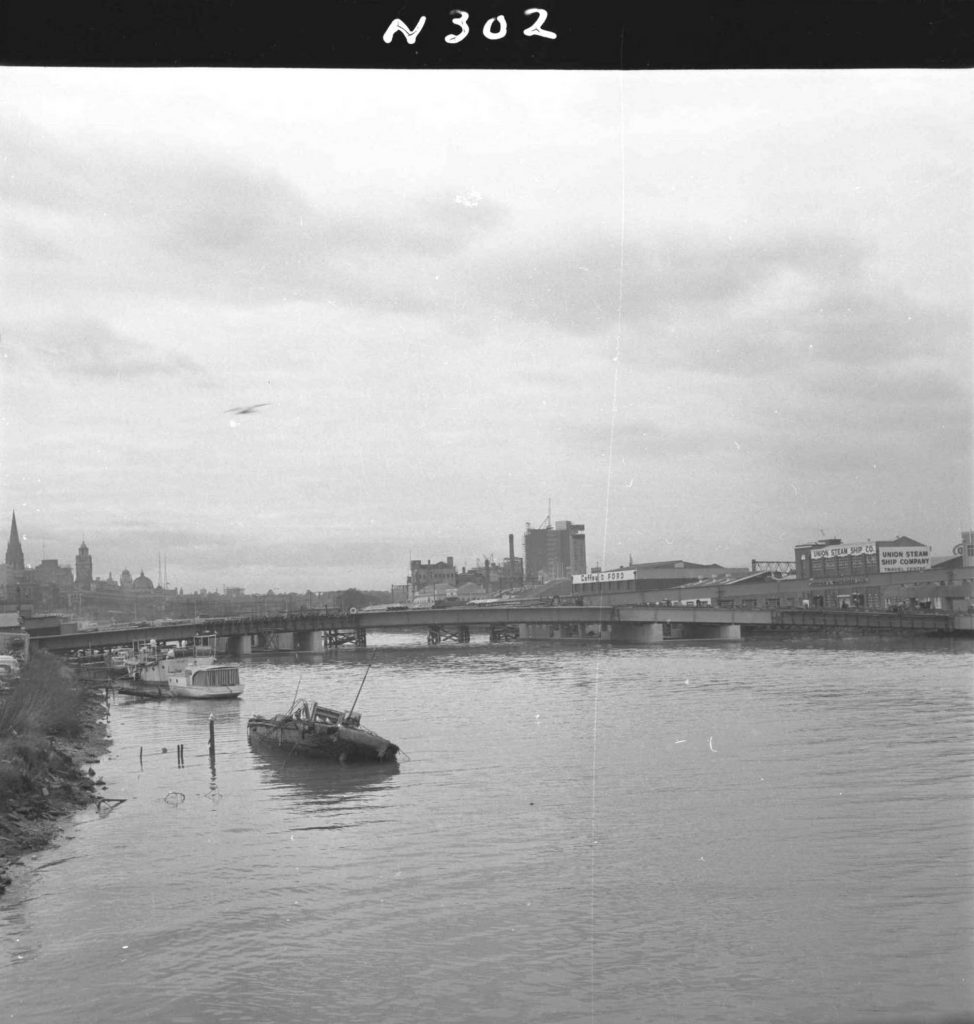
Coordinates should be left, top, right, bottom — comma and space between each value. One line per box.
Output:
2, 635, 972, 1024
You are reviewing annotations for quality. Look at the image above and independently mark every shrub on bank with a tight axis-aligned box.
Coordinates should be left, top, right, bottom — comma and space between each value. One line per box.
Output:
0, 652, 85, 740
0, 653, 87, 811
0, 738, 53, 805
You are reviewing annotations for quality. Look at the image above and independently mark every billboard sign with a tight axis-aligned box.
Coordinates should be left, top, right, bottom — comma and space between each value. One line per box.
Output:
878, 546, 931, 573
573, 569, 636, 585
810, 542, 876, 560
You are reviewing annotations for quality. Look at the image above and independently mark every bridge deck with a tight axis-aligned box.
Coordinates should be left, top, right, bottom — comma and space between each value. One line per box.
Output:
28, 603, 959, 653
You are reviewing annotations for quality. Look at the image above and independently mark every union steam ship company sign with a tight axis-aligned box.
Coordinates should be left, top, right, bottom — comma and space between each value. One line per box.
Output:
810, 542, 877, 559
878, 547, 931, 573
810, 541, 931, 573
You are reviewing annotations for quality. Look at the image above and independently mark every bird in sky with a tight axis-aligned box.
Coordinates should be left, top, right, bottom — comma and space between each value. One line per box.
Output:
225, 403, 270, 415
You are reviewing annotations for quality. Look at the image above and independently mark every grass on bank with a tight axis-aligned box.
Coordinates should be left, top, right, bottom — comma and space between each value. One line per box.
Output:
0, 652, 87, 810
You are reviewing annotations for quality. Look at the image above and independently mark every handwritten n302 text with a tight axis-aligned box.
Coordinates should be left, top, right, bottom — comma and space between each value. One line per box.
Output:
383, 9, 557, 45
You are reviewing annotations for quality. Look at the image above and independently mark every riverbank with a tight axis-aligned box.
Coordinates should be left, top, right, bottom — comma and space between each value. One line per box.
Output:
0, 654, 112, 897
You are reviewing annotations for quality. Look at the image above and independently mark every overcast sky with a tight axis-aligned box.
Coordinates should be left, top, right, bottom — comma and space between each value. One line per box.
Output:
1, 68, 971, 593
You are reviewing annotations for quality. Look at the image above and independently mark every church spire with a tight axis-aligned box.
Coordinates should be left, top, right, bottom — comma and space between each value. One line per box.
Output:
5, 511, 25, 571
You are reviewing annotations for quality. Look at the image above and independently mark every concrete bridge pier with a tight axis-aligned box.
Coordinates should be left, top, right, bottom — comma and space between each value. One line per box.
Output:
294, 629, 325, 652
518, 623, 552, 640
679, 623, 742, 641
226, 634, 253, 657
611, 622, 665, 644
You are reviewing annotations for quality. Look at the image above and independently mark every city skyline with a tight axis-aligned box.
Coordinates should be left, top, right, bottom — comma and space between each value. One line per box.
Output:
1, 68, 971, 592
1, 507, 964, 599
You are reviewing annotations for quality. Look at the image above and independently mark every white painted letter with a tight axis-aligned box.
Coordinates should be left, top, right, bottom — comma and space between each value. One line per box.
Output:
383, 16, 427, 44
524, 7, 556, 38
445, 9, 470, 43
483, 14, 508, 39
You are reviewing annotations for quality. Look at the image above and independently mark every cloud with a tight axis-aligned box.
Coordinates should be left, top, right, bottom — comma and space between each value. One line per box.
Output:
0, 115, 510, 312
162, 162, 505, 260
1, 218, 69, 261
3, 318, 207, 380
458, 228, 867, 341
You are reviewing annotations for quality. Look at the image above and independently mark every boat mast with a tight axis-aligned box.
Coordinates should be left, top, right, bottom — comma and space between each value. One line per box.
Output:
347, 651, 377, 718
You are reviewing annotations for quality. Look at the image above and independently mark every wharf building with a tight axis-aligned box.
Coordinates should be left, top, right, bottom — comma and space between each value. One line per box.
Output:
791, 534, 969, 611
572, 560, 751, 601
570, 531, 973, 614
794, 536, 931, 584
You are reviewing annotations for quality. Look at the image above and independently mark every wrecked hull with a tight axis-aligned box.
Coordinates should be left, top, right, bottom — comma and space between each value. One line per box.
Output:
246, 712, 399, 764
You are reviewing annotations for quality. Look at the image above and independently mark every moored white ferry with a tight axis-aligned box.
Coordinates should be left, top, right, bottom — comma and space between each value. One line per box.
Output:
125, 634, 243, 699
167, 663, 244, 699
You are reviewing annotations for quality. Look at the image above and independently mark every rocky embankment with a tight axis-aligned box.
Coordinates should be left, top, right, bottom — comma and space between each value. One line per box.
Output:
0, 666, 112, 897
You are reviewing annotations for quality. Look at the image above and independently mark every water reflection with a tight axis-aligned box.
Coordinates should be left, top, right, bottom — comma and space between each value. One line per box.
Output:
248, 744, 400, 813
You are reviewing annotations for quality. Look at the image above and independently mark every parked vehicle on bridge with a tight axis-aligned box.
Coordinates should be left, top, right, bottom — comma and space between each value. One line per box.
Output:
0, 654, 21, 686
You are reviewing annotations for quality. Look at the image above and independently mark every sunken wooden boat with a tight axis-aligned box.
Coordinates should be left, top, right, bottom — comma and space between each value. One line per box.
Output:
247, 700, 400, 764
116, 681, 173, 700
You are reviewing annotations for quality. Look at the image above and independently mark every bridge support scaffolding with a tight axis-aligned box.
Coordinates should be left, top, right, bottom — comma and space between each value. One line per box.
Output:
252, 631, 284, 652
518, 622, 606, 640
427, 626, 470, 645
489, 624, 520, 642
323, 628, 367, 648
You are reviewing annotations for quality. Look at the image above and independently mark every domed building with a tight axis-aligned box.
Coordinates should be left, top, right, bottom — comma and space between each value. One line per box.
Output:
132, 570, 154, 592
